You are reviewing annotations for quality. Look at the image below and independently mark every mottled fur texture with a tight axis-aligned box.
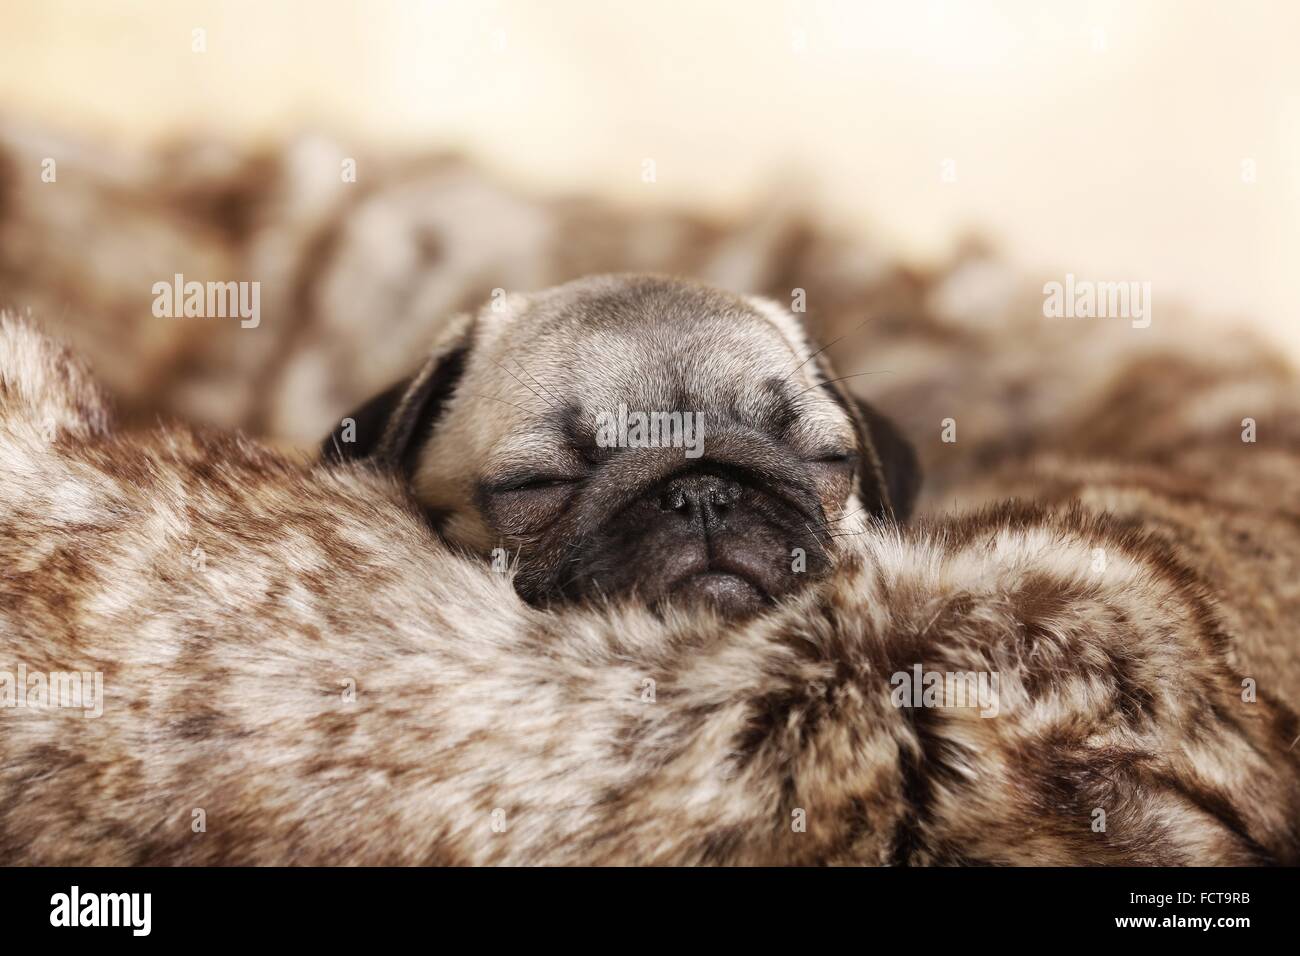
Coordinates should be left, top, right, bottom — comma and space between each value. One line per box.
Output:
3, 316, 1298, 865
4, 123, 1300, 864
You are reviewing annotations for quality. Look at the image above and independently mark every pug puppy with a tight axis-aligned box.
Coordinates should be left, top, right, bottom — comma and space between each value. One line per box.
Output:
322, 274, 919, 616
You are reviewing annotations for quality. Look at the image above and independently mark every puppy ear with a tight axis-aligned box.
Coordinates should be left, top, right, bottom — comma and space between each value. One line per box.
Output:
320, 315, 474, 475
814, 354, 920, 522
852, 399, 921, 521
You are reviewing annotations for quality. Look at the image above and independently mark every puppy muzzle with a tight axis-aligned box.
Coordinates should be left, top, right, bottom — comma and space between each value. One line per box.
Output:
525, 434, 836, 618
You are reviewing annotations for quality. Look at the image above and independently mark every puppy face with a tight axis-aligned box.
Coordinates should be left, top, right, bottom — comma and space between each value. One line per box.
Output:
324, 275, 918, 617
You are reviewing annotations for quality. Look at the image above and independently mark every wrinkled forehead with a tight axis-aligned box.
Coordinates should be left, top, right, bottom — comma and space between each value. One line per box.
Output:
476, 280, 820, 411
449, 278, 859, 464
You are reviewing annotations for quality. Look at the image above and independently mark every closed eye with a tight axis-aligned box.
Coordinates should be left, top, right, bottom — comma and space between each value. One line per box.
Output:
487, 475, 583, 494
809, 451, 858, 466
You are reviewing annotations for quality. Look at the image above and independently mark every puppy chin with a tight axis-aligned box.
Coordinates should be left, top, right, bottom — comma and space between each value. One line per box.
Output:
661, 571, 771, 618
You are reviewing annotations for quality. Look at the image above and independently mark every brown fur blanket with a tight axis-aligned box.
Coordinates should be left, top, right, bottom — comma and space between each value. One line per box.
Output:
2, 316, 1298, 865
3, 125, 1299, 864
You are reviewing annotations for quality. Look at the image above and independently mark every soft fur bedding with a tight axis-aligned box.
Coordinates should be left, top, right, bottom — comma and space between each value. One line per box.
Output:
2, 316, 1298, 865
3, 126, 1300, 865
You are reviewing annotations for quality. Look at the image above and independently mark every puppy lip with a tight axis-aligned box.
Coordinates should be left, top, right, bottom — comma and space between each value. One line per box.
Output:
667, 571, 770, 609
668, 557, 771, 600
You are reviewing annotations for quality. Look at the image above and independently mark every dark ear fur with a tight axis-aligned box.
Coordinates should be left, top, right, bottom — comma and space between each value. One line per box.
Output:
320, 325, 472, 476
320, 376, 413, 464
853, 399, 921, 521
814, 354, 921, 522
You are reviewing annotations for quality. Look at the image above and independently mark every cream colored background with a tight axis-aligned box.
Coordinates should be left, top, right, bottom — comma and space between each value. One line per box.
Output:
1, 0, 1297, 353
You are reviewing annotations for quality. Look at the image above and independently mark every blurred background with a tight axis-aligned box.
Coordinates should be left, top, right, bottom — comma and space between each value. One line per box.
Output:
2, 0, 1297, 353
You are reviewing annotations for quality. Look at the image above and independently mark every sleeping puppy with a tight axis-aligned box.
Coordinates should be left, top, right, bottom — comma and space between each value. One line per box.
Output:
321, 274, 919, 616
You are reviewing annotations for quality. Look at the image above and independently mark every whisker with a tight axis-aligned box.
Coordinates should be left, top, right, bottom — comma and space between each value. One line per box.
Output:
780, 313, 885, 385
816, 529, 871, 541
464, 392, 536, 416
513, 358, 568, 409
803, 506, 869, 531
792, 369, 893, 399
489, 357, 560, 411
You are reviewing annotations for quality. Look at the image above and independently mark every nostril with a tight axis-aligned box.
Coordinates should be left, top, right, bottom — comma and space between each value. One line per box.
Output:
662, 487, 689, 513
659, 475, 742, 519
710, 481, 741, 509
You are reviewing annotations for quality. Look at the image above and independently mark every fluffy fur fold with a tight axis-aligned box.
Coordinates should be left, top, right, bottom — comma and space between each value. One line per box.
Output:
2, 316, 1298, 865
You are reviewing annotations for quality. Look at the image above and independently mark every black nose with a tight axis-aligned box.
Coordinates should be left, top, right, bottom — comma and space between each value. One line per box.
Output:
659, 473, 742, 525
